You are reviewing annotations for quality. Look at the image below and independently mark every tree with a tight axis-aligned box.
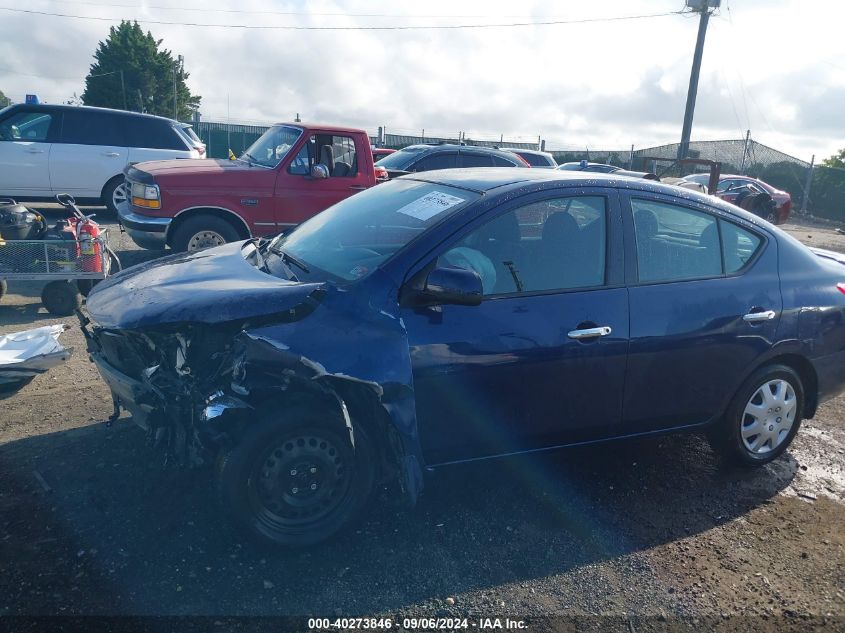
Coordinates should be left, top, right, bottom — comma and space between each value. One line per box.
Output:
0, 89, 10, 107
822, 148, 845, 169
81, 20, 201, 120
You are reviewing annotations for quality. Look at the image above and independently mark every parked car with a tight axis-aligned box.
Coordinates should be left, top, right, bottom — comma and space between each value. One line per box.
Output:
680, 174, 793, 224
82, 168, 845, 546
558, 160, 620, 173
558, 160, 658, 180
0, 104, 204, 213
374, 143, 529, 178
119, 123, 379, 251
503, 148, 557, 168
372, 147, 396, 161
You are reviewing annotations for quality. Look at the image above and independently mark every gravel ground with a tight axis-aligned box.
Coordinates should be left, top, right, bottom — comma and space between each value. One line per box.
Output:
1, 209, 843, 629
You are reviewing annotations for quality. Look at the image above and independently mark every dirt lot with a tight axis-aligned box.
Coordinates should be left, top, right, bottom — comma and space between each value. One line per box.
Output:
1, 209, 844, 629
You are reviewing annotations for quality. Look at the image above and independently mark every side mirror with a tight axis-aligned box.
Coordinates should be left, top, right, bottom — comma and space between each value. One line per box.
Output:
310, 164, 329, 179
411, 266, 483, 307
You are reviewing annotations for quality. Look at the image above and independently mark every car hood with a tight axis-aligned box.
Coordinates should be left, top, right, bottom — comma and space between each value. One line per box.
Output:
126, 158, 270, 183
86, 241, 325, 329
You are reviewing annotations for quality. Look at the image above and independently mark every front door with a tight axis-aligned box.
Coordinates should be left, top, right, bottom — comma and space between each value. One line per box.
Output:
275, 133, 371, 228
622, 193, 781, 432
0, 108, 57, 195
401, 190, 629, 465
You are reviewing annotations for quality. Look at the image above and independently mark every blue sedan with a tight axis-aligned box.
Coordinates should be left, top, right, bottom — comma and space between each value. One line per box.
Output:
82, 169, 845, 546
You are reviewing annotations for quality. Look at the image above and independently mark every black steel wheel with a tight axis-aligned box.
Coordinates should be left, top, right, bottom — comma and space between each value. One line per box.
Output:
41, 280, 82, 316
217, 404, 375, 547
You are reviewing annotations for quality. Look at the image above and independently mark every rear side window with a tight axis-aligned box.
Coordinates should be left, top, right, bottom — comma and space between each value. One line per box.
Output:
60, 110, 125, 146
410, 152, 457, 172
518, 153, 549, 167
124, 118, 188, 150
492, 154, 519, 167
632, 199, 721, 283
460, 153, 494, 168
0, 111, 54, 142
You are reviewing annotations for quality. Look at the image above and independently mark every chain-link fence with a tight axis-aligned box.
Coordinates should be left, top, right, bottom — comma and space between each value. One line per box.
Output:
187, 120, 845, 222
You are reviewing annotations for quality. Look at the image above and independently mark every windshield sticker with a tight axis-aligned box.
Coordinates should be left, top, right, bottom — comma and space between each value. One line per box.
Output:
396, 191, 466, 222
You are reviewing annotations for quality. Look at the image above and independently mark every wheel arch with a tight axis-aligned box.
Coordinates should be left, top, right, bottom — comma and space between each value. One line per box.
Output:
100, 174, 125, 200
166, 206, 252, 246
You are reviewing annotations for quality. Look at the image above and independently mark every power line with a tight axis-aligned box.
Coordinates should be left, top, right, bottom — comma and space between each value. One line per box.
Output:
31, 0, 651, 20
0, 7, 684, 31
0, 65, 120, 80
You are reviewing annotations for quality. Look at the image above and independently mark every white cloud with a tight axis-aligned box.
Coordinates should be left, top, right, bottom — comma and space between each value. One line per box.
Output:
0, 0, 841, 159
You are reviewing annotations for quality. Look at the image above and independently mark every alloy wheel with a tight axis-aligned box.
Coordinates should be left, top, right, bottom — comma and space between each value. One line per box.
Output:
112, 182, 128, 208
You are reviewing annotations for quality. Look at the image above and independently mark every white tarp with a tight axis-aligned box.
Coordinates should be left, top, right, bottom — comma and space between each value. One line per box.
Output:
0, 324, 72, 391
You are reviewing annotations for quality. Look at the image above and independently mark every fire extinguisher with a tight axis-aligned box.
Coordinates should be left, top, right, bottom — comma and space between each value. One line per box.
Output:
77, 218, 103, 273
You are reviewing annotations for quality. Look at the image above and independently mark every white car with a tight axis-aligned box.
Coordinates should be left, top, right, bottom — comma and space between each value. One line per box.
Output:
0, 104, 205, 213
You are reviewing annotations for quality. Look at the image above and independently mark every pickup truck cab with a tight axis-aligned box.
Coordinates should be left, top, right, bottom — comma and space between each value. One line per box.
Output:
119, 123, 378, 251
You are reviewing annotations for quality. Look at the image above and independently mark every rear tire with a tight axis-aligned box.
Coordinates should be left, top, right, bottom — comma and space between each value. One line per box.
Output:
216, 403, 375, 547
102, 176, 127, 215
41, 280, 82, 316
170, 214, 241, 252
707, 364, 804, 466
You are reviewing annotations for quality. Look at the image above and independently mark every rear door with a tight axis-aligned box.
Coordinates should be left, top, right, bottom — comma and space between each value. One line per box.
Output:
0, 107, 57, 195
50, 109, 128, 197
622, 192, 781, 432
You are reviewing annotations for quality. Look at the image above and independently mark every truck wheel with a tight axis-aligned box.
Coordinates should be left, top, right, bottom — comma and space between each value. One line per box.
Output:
170, 214, 241, 252
41, 280, 82, 316
102, 176, 128, 215
216, 403, 376, 547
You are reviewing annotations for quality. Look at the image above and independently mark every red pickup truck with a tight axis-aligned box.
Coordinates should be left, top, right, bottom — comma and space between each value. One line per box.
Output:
119, 123, 380, 251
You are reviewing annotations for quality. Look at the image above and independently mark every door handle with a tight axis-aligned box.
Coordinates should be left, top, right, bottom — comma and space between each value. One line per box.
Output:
349, 185, 367, 191
742, 310, 776, 323
26, 148, 45, 154
567, 326, 612, 340
102, 152, 120, 157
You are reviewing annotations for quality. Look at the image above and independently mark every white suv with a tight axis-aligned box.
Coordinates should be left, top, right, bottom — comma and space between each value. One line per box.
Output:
0, 104, 205, 213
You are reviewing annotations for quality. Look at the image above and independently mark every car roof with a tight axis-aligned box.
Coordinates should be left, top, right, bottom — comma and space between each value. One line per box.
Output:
274, 122, 367, 135
402, 168, 776, 227
504, 148, 553, 157
399, 143, 523, 157
4, 102, 182, 124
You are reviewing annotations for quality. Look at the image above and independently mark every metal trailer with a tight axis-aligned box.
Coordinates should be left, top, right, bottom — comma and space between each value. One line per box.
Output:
0, 230, 118, 316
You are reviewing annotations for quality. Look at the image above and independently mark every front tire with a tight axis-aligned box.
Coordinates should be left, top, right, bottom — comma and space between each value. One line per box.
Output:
170, 214, 241, 252
708, 364, 804, 466
102, 176, 127, 215
216, 404, 376, 547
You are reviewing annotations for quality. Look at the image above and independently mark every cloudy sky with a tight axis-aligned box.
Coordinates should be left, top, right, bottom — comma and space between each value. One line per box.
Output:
0, 0, 841, 159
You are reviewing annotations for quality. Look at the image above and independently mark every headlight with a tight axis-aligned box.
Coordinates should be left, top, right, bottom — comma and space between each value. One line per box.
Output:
130, 181, 161, 209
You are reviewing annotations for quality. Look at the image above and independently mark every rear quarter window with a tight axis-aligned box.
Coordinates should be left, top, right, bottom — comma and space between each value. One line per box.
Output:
124, 118, 189, 150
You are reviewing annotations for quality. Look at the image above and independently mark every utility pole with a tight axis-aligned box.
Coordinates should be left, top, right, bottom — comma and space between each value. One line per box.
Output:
739, 129, 751, 174
678, 0, 720, 160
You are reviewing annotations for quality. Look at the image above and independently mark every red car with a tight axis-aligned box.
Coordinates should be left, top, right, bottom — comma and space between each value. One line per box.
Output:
372, 147, 396, 161
682, 174, 793, 224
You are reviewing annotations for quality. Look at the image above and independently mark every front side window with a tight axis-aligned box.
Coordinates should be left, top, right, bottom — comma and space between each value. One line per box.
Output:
0, 111, 53, 142
439, 196, 607, 295
241, 125, 301, 168
632, 199, 721, 282
317, 135, 358, 177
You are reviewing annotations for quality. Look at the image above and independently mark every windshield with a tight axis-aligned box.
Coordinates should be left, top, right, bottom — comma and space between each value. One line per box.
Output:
266, 179, 480, 282
240, 124, 301, 168
374, 146, 427, 170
